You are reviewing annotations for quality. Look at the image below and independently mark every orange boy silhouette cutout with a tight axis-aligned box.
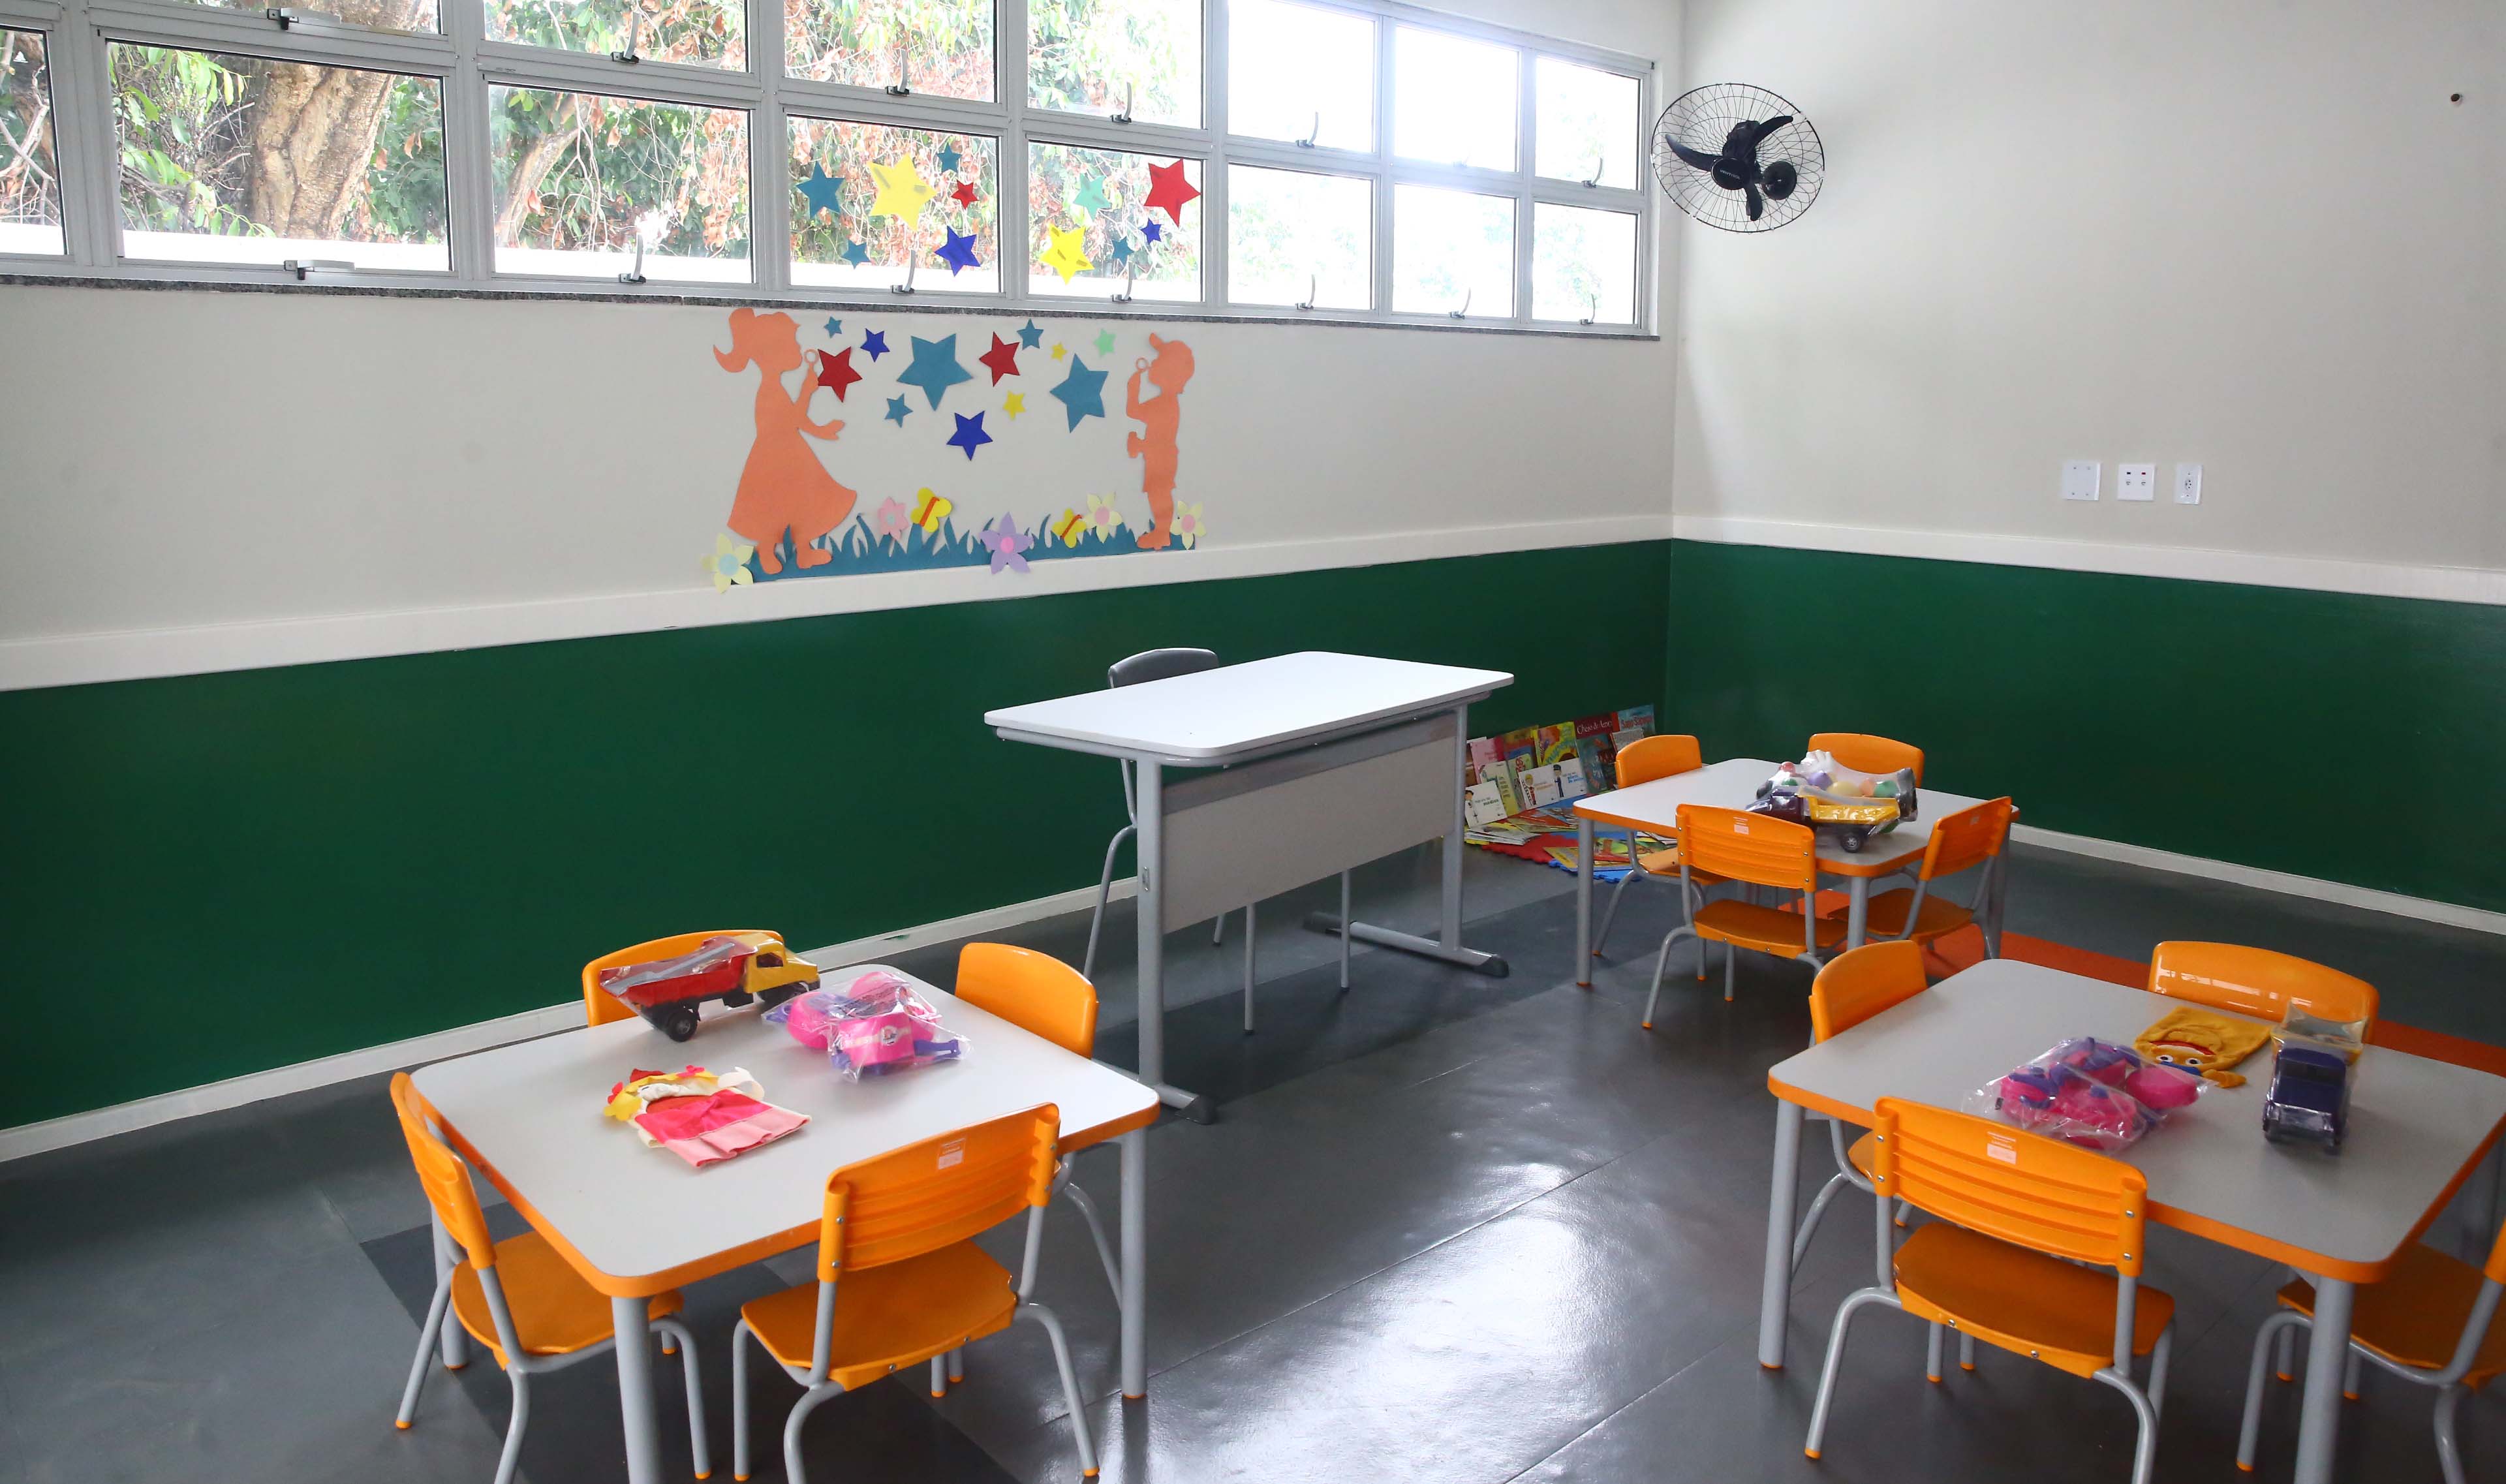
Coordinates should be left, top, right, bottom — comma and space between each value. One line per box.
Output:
715, 307, 856, 573
1124, 333, 1194, 548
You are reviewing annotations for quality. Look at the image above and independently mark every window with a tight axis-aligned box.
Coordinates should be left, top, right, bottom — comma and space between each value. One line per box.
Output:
22, 0, 1650, 332
1, 29, 61, 257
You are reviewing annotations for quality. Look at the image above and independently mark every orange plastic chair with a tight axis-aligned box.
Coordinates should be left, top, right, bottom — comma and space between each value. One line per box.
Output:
1861, 797, 2015, 953
388, 1074, 709, 1484
729, 1104, 1099, 1483
1787, 942, 1933, 1271
583, 929, 788, 1031
1590, 735, 1731, 959
952, 942, 1124, 1318
1806, 1099, 2176, 1483
1641, 804, 1844, 1028
2148, 942, 2379, 1029
1807, 732, 1926, 786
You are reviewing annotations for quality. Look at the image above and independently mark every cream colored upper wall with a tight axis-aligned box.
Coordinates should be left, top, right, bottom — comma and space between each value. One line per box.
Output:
1673, 0, 2504, 572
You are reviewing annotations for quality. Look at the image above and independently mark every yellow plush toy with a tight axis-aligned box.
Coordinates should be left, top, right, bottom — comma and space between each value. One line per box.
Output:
2135, 1007, 2273, 1088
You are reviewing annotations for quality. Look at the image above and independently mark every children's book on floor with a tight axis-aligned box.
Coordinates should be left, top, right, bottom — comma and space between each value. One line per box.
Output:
1461, 705, 1660, 880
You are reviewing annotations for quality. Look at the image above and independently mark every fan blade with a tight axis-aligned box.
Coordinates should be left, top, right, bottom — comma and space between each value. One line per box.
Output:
1665, 138, 1722, 174
1731, 115, 1795, 159
1745, 183, 1765, 221
1762, 160, 1799, 200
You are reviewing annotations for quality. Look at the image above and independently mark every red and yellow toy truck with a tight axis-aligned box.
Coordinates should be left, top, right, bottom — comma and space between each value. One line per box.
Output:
596, 932, 822, 1042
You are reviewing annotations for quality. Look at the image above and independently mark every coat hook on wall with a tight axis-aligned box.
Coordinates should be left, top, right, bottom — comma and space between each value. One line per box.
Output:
1449, 288, 1472, 320
1111, 82, 1134, 124
885, 41, 911, 95
610, 11, 642, 63
1296, 112, 1320, 148
1293, 273, 1315, 311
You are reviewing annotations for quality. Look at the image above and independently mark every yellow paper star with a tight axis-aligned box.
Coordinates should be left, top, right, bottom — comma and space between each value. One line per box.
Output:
867, 158, 934, 222
1038, 224, 1093, 284
1051, 342, 1067, 360
1002, 392, 1027, 420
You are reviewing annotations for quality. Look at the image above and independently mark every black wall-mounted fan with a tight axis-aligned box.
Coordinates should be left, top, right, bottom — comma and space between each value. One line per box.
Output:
1653, 84, 1824, 232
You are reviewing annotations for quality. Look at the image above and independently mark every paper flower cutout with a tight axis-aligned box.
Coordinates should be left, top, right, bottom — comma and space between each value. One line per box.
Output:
950, 179, 981, 208
978, 333, 1021, 384
1084, 494, 1124, 542
897, 333, 973, 409
1172, 502, 1208, 549
1051, 509, 1087, 548
979, 514, 1031, 574
867, 159, 934, 221
708, 534, 755, 592
1003, 392, 1027, 420
935, 227, 982, 275
912, 488, 954, 534
946, 411, 993, 461
874, 497, 910, 545
796, 164, 844, 221
1074, 175, 1113, 215
813, 346, 861, 401
1048, 355, 1109, 430
1039, 224, 1093, 283
1145, 160, 1199, 223
1017, 318, 1044, 349
884, 395, 911, 425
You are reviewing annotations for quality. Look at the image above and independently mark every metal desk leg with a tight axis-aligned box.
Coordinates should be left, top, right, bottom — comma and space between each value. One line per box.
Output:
1120, 1128, 1148, 1399
2291, 1275, 2353, 1484
1987, 845, 2012, 958
1759, 1099, 1806, 1368
1845, 876, 1871, 950
611, 1295, 663, 1484
1132, 760, 1214, 1122
1575, 815, 1595, 987
1303, 703, 1509, 977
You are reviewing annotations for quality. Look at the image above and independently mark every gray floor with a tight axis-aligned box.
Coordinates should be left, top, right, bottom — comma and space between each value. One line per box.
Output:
3, 844, 2501, 1484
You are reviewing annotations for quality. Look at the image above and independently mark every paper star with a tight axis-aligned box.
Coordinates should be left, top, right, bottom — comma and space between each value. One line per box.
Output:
1092, 329, 1116, 356
860, 329, 889, 360
840, 240, 872, 267
1049, 355, 1109, 430
1039, 224, 1093, 283
867, 158, 934, 221
950, 179, 981, 208
935, 144, 963, 174
1107, 237, 1136, 266
1017, 318, 1044, 349
796, 164, 844, 221
1141, 220, 1164, 244
978, 333, 1022, 384
884, 395, 911, 425
935, 227, 982, 275
978, 513, 1030, 574
823, 317, 843, 337
896, 333, 973, 409
1145, 159, 1199, 223
946, 411, 993, 461
1074, 175, 1113, 215
814, 346, 862, 401
1051, 342, 1067, 360
1002, 392, 1027, 419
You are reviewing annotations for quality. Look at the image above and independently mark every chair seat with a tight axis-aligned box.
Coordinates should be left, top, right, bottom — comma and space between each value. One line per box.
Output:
742, 1243, 1020, 1392
451, 1230, 683, 1363
1847, 1130, 1876, 1176
1893, 1223, 2174, 1380
1694, 899, 1844, 958
2279, 1244, 2506, 1386
1862, 889, 1975, 943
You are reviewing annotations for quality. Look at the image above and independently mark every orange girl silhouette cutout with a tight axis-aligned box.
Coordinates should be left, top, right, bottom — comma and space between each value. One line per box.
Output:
715, 307, 856, 574
1124, 333, 1195, 548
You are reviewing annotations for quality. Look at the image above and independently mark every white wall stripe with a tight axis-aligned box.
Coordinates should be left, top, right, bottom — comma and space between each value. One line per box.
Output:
2010, 825, 2506, 938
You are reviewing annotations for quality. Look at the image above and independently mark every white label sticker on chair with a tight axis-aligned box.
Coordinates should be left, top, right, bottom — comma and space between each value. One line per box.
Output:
937, 1139, 965, 1170
1986, 1136, 2018, 1165
1733, 821, 1750, 835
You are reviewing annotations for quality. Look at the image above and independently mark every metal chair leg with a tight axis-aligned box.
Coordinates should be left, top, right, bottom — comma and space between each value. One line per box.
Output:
1958, 1331, 1976, 1372
492, 1368, 530, 1484
931, 1355, 948, 1397
1337, 871, 1352, 991
1642, 929, 1694, 1031
395, 1269, 455, 1427
1724, 941, 1737, 1002
1059, 1180, 1124, 1311
653, 1316, 709, 1481
732, 1318, 754, 1483
1791, 1173, 1849, 1273
1211, 912, 1226, 946
782, 1383, 843, 1484
1242, 902, 1257, 1034
1803, 1288, 1895, 1459
2343, 1346, 2362, 1400
2238, 1310, 2310, 1472
2436, 1383, 2469, 1484
948, 1348, 964, 1383
1593, 866, 1641, 957
2276, 1315, 2297, 1382
1926, 1322, 1945, 1382
2148, 1322, 2173, 1427
1081, 824, 1134, 983
1019, 1302, 1100, 1478
2091, 1364, 2161, 1484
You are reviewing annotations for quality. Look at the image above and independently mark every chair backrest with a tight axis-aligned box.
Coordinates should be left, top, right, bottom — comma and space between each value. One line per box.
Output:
581, 929, 780, 1028
955, 942, 1097, 1057
389, 1072, 495, 1269
1872, 1097, 2148, 1276
1808, 732, 1925, 786
818, 1104, 1059, 1280
1109, 647, 1219, 688
2147, 942, 2378, 1028
1614, 734, 1705, 788
1677, 803, 1818, 893
1810, 941, 1930, 1042
1919, 797, 2013, 882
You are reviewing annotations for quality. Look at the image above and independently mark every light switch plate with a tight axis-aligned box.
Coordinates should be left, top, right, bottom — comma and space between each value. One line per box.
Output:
2062, 461, 2101, 501
2117, 463, 2156, 501
2175, 463, 2203, 504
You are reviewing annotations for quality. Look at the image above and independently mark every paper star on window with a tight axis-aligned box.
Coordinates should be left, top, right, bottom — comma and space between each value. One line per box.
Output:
867, 159, 935, 222
978, 333, 1022, 384
1141, 220, 1164, 244
950, 179, 981, 208
1074, 175, 1113, 215
935, 144, 963, 174
796, 164, 844, 221
840, 240, 872, 267
934, 227, 982, 275
1145, 160, 1199, 224
1107, 238, 1136, 266
1039, 224, 1093, 283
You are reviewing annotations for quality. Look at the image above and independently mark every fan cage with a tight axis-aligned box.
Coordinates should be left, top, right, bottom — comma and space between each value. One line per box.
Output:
1652, 82, 1824, 234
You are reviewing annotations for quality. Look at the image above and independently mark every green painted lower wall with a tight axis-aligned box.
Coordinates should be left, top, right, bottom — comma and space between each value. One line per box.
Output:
0, 542, 1670, 1129
1665, 539, 2506, 914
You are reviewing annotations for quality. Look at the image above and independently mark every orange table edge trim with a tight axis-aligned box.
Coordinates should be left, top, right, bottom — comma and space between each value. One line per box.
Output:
1574, 797, 2020, 881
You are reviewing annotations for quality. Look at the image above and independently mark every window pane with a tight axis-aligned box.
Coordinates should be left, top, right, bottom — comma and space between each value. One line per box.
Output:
110, 44, 448, 271
1392, 27, 1517, 172
487, 0, 742, 69
1227, 0, 1372, 151
1, 31, 61, 257
169, 0, 439, 33
788, 0, 993, 102
1391, 183, 1511, 317
491, 87, 748, 283
1227, 165, 1369, 310
790, 119, 997, 294
1534, 57, 1637, 188
1027, 142, 1200, 301
1533, 202, 1635, 323
1028, 0, 1199, 128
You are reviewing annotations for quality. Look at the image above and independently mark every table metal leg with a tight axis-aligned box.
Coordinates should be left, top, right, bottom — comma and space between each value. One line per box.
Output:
1120, 1128, 1148, 1399
611, 1295, 663, 1484
1759, 1099, 1806, 1369
431, 1213, 469, 1369
1575, 815, 1594, 987
2291, 1275, 2353, 1484
1132, 761, 1215, 1122
1846, 876, 1871, 950
1299, 703, 1509, 977
1987, 845, 2011, 957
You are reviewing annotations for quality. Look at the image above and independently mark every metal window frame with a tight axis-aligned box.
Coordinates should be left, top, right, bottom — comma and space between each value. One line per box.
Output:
0, 0, 1657, 335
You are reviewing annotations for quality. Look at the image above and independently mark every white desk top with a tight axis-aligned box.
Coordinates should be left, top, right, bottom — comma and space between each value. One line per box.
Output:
1575, 757, 1998, 878
410, 965, 1158, 1296
1768, 960, 2506, 1280
984, 651, 1513, 765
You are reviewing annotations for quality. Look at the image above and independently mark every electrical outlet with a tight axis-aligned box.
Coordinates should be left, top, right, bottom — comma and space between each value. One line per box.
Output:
2062, 461, 2101, 501
2175, 463, 2202, 504
2117, 463, 2156, 501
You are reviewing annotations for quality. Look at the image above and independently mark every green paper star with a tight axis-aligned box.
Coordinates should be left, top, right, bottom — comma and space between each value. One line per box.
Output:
1092, 329, 1116, 356
1074, 175, 1113, 215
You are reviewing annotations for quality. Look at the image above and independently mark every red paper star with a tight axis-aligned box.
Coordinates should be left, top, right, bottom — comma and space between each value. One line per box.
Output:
1145, 159, 1200, 224
950, 179, 981, 208
977, 333, 1022, 384
814, 346, 863, 401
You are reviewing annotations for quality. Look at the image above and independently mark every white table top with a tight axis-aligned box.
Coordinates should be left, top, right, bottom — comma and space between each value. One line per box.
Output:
1575, 757, 1996, 878
411, 965, 1158, 1295
984, 651, 1513, 765
1768, 959, 2506, 1280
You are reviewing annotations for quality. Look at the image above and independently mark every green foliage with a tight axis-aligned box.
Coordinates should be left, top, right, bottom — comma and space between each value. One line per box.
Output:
0, 29, 61, 230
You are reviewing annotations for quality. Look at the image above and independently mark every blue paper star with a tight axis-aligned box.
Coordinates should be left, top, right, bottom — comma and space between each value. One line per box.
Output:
840, 239, 871, 268
934, 228, 982, 275
946, 411, 993, 461
884, 395, 911, 426
1048, 355, 1109, 431
860, 329, 889, 360
896, 333, 974, 410
823, 317, 843, 337
1141, 220, 1164, 243
1108, 237, 1136, 266
936, 144, 963, 175
1017, 318, 1043, 349
796, 164, 844, 221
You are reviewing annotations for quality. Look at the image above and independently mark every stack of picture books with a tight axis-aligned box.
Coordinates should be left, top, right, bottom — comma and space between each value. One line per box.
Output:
1461, 706, 1669, 882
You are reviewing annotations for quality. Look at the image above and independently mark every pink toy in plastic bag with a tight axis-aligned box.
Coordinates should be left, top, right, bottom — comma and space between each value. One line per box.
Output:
1967, 1037, 2206, 1151
764, 969, 968, 1079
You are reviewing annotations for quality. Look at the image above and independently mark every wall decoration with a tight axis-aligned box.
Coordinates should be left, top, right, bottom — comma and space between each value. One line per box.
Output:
912, 489, 952, 532
935, 228, 982, 275
713, 308, 857, 575
1049, 341, 1068, 360
1051, 509, 1087, 547
979, 514, 1031, 573
896, 333, 974, 409
1083, 494, 1124, 542
814, 346, 863, 401
1017, 319, 1044, 348
796, 166, 845, 222
709, 535, 756, 591
1074, 175, 1114, 215
935, 144, 963, 174
1039, 225, 1093, 283
1092, 329, 1117, 356
1003, 392, 1028, 420
1049, 356, 1109, 429
823, 317, 843, 337
1145, 160, 1199, 223
867, 159, 934, 221
1124, 334, 1194, 548
947, 412, 993, 460
884, 395, 912, 425
839, 240, 872, 267
1171, 502, 1209, 548
978, 334, 1023, 383
1141, 221, 1163, 243
874, 498, 910, 543
860, 329, 889, 360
